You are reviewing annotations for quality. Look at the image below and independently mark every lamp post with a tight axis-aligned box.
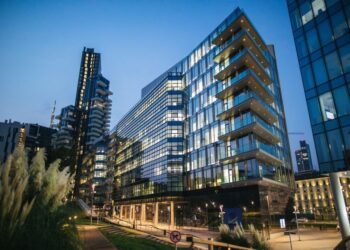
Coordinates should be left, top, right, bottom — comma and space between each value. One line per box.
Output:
90, 183, 95, 225
293, 205, 301, 241
266, 195, 271, 240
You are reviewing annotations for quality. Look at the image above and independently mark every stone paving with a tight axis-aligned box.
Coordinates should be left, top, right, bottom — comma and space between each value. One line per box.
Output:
78, 225, 117, 250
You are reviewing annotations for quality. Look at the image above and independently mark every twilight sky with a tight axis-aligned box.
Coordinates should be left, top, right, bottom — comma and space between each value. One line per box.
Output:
0, 0, 317, 171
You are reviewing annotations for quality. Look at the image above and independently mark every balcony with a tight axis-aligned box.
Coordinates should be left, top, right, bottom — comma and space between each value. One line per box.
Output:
213, 28, 268, 67
214, 49, 271, 84
212, 12, 266, 51
219, 116, 280, 144
220, 143, 282, 166
217, 91, 278, 124
216, 69, 274, 104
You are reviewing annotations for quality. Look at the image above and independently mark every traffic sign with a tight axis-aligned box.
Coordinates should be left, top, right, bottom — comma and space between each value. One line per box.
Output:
169, 230, 181, 244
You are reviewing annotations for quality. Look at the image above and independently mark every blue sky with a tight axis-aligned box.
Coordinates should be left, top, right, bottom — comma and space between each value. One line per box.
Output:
0, 0, 317, 171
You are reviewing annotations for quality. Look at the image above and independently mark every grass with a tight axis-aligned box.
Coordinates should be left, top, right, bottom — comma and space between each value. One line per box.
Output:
100, 230, 188, 250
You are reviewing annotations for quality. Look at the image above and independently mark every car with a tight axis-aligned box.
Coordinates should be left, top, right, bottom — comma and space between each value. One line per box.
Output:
291, 217, 308, 223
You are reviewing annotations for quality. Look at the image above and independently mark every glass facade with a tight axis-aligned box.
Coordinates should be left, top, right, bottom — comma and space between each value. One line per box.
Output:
111, 7, 293, 227
287, 0, 350, 173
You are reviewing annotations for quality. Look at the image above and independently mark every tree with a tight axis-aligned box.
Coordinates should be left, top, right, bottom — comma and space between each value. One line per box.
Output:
284, 196, 295, 223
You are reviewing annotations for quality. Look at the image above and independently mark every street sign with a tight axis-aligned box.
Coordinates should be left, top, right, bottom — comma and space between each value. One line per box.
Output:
280, 218, 286, 229
170, 230, 181, 243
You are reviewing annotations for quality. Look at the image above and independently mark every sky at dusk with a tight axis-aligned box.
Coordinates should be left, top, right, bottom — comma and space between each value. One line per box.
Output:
0, 0, 317, 171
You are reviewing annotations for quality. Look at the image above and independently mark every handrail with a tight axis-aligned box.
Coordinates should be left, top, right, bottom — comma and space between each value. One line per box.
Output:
192, 237, 254, 250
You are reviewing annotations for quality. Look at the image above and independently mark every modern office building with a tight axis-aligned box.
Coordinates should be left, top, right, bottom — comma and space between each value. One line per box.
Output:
0, 120, 56, 163
110, 7, 293, 229
53, 105, 77, 150
287, 0, 350, 173
294, 170, 350, 220
295, 140, 314, 172
0, 120, 25, 163
72, 48, 112, 196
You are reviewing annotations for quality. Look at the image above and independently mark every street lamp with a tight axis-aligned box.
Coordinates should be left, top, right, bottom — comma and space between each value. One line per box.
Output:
293, 205, 301, 241
91, 183, 95, 225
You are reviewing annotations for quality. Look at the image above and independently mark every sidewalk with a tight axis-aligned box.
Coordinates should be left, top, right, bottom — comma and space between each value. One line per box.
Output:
78, 225, 117, 250
269, 228, 341, 250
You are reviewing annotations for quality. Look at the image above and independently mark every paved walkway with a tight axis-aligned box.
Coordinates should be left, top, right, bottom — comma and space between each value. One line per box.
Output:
78, 225, 117, 250
269, 228, 341, 250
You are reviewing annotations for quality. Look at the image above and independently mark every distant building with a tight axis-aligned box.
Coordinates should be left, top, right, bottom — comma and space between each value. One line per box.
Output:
0, 120, 56, 163
53, 105, 77, 150
295, 140, 313, 172
294, 171, 350, 220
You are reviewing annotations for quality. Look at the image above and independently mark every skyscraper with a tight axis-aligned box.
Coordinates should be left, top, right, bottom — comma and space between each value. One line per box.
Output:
287, 0, 350, 173
295, 140, 314, 172
71, 48, 112, 196
110, 7, 293, 228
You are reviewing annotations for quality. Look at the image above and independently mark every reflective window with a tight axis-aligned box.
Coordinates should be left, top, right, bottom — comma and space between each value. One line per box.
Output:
312, 0, 326, 17
295, 35, 308, 58
312, 58, 328, 85
318, 20, 333, 46
339, 44, 350, 73
300, 1, 313, 25
301, 65, 315, 90
333, 86, 350, 116
306, 28, 320, 53
346, 5, 350, 28
325, 51, 342, 79
307, 97, 323, 124
290, 8, 302, 30
325, 0, 339, 7
327, 129, 344, 160
314, 133, 331, 162
319, 92, 337, 121
342, 126, 350, 150
331, 11, 348, 39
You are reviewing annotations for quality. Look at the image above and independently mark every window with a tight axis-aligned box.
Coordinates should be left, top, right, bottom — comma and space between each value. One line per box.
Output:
340, 44, 350, 73
325, 0, 339, 7
290, 8, 302, 30
301, 65, 315, 90
295, 35, 308, 58
312, 0, 326, 17
325, 52, 342, 79
306, 28, 320, 53
333, 86, 350, 116
331, 11, 348, 39
307, 98, 322, 124
314, 133, 330, 163
312, 58, 328, 85
342, 126, 350, 150
319, 92, 337, 121
300, 1, 313, 25
318, 20, 333, 46
327, 129, 344, 160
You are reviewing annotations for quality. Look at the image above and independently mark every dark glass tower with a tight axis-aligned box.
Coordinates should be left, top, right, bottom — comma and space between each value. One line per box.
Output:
287, 0, 350, 173
295, 140, 314, 172
73, 48, 112, 197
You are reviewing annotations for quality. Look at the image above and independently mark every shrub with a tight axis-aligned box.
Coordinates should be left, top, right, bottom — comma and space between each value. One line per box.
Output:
248, 224, 271, 250
217, 224, 250, 248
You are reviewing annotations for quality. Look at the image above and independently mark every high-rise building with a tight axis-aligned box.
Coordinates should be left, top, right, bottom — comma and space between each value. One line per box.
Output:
73, 48, 112, 197
0, 120, 25, 163
53, 105, 77, 150
295, 140, 314, 172
287, 0, 350, 173
110, 7, 293, 229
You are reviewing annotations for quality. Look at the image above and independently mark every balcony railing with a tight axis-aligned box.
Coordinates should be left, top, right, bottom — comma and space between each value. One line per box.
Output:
219, 114, 280, 140
216, 69, 274, 100
226, 141, 280, 161
217, 91, 278, 119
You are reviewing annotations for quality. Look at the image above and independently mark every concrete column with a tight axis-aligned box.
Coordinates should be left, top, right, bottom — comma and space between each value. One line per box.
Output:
120, 205, 124, 219
154, 202, 159, 226
129, 206, 132, 222
141, 204, 146, 223
330, 172, 350, 239
170, 201, 175, 229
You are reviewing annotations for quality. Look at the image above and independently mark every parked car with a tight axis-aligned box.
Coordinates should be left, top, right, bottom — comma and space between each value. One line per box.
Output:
291, 217, 309, 223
